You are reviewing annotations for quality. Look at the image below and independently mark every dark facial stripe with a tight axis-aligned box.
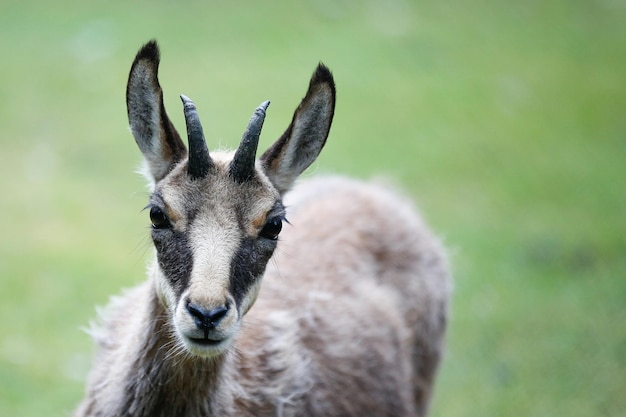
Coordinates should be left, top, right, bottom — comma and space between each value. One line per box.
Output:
229, 237, 276, 310
152, 229, 193, 297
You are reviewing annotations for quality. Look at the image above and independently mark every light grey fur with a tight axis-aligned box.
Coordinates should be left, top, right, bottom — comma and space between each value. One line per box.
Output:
76, 176, 450, 417
75, 42, 451, 417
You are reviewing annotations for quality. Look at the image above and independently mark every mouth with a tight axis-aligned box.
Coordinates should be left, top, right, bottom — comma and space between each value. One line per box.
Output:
181, 334, 232, 357
174, 312, 239, 357
187, 336, 224, 347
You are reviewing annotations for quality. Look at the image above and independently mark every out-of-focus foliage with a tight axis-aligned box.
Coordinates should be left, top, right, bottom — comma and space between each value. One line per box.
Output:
0, 1, 624, 416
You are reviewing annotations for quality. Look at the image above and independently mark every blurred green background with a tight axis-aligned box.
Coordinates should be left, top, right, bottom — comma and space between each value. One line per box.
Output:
1, 0, 624, 416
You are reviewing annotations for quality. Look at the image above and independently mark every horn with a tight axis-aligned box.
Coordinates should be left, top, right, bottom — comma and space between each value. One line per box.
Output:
180, 95, 212, 179
229, 100, 270, 183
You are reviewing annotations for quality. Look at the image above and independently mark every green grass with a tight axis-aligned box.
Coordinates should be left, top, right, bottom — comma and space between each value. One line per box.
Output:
1, 0, 624, 416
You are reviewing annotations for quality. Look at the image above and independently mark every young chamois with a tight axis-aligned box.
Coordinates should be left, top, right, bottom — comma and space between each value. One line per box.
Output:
74, 40, 451, 417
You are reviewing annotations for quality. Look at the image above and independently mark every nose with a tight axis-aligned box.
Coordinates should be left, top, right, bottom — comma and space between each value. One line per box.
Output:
186, 302, 229, 332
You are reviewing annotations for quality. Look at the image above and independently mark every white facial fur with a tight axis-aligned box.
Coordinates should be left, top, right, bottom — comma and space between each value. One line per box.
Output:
150, 153, 280, 357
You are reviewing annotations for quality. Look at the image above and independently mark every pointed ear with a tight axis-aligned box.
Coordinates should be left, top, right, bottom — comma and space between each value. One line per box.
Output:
260, 64, 336, 194
126, 40, 186, 183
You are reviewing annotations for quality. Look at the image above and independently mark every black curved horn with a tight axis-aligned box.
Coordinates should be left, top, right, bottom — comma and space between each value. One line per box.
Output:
181, 95, 212, 179
229, 100, 270, 183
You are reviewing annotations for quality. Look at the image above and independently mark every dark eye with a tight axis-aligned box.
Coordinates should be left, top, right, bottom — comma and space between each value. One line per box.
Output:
259, 217, 283, 240
150, 206, 171, 230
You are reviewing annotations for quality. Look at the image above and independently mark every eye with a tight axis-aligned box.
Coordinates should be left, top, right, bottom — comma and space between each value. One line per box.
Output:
149, 206, 171, 230
259, 216, 283, 240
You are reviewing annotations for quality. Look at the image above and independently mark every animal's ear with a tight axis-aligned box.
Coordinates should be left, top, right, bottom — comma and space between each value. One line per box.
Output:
260, 64, 335, 195
126, 40, 187, 183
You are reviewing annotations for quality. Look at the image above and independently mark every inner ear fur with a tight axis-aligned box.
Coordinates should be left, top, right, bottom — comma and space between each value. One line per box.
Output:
126, 40, 187, 183
261, 64, 336, 195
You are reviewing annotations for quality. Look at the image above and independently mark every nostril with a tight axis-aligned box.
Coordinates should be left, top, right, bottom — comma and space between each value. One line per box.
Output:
186, 302, 229, 331
206, 307, 228, 326
208, 306, 228, 322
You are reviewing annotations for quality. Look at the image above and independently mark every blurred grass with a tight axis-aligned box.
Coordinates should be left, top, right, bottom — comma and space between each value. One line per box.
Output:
1, 0, 624, 416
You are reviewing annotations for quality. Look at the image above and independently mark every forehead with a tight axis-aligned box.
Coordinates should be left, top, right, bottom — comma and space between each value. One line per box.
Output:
153, 152, 281, 227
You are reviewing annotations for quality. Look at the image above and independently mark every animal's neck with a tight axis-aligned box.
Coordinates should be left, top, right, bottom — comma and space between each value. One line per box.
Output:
119, 282, 234, 417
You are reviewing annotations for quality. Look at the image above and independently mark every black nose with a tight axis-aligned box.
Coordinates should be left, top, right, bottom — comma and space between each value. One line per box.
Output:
186, 302, 229, 331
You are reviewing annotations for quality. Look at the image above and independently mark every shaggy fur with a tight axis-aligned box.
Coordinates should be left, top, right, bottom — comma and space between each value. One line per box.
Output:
74, 40, 451, 417
76, 177, 450, 417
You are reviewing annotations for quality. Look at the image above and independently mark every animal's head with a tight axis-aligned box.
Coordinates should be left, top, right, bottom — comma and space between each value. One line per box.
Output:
126, 40, 335, 358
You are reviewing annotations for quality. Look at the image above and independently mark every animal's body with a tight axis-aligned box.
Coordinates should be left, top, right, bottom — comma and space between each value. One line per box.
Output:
75, 40, 450, 417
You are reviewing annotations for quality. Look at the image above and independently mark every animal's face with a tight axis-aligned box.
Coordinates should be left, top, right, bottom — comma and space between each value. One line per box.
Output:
126, 40, 335, 357
149, 155, 283, 357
